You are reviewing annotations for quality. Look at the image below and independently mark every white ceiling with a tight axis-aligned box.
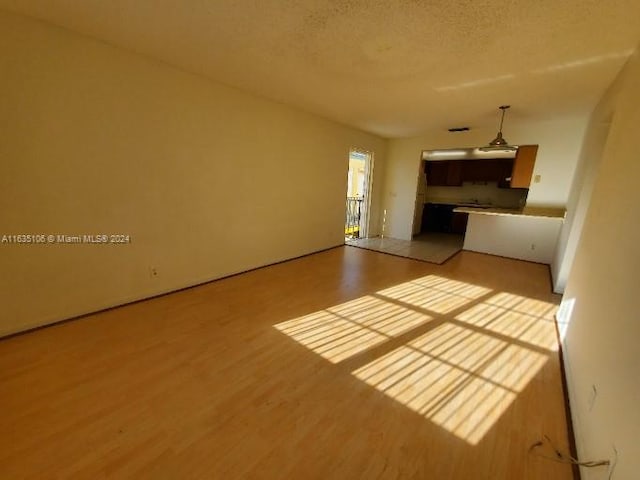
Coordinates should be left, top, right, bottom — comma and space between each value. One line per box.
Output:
2, 0, 640, 138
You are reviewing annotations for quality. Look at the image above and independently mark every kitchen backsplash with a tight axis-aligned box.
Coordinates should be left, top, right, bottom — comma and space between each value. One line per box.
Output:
425, 182, 528, 208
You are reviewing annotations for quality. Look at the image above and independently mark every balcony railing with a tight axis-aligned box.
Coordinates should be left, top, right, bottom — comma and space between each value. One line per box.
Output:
345, 196, 363, 237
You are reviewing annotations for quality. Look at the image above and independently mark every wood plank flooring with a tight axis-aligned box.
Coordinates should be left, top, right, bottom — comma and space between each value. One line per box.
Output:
0, 247, 573, 479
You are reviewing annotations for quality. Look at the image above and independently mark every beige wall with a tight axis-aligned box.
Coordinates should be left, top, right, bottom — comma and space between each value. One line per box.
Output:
382, 117, 588, 241
558, 48, 640, 479
0, 10, 386, 336
551, 97, 615, 293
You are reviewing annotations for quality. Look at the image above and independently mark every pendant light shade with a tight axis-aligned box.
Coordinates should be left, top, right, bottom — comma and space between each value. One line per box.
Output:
480, 105, 517, 152
489, 130, 508, 147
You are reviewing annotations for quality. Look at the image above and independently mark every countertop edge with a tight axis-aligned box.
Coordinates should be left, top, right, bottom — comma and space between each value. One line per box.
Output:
453, 206, 566, 219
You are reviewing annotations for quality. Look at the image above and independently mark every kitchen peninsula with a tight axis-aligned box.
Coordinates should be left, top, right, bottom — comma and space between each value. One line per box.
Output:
454, 205, 565, 263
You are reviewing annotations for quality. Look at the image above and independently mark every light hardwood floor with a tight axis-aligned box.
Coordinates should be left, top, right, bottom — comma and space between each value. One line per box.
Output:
0, 247, 573, 479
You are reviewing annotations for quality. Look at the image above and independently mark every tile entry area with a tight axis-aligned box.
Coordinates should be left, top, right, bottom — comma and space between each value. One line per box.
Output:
346, 233, 464, 264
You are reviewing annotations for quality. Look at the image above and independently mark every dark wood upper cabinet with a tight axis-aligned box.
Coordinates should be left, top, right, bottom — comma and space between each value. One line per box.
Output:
462, 147, 538, 188
425, 160, 463, 186
425, 155, 530, 188
461, 159, 513, 184
446, 161, 463, 186
425, 161, 446, 186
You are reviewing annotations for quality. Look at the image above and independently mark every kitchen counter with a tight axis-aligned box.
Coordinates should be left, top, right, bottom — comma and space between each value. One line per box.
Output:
461, 208, 564, 263
426, 199, 494, 208
453, 205, 566, 219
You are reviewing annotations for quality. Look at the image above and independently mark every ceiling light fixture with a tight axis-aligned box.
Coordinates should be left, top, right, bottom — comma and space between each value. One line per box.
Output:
428, 150, 468, 157
480, 105, 517, 152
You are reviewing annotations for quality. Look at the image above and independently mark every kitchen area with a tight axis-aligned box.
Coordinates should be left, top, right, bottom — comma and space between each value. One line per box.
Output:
415, 145, 566, 264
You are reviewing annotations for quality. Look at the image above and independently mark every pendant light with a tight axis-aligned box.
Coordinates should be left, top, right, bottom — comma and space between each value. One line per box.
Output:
480, 105, 517, 152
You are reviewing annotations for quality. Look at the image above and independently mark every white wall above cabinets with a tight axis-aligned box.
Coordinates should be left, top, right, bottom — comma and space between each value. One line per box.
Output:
463, 212, 563, 264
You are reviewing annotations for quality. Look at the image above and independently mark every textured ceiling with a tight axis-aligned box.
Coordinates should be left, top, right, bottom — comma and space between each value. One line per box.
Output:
2, 0, 640, 137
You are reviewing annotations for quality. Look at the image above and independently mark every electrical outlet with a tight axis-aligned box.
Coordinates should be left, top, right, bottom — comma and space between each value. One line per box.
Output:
534, 174, 541, 183
149, 266, 158, 278
530, 243, 536, 250
607, 444, 618, 479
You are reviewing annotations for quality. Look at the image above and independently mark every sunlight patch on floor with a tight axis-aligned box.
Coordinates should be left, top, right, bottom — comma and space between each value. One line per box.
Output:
377, 275, 491, 314
352, 323, 549, 444
274, 295, 433, 363
456, 293, 559, 351
275, 274, 559, 444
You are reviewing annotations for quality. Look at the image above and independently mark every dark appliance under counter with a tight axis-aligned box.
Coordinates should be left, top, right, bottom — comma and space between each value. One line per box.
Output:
422, 203, 469, 234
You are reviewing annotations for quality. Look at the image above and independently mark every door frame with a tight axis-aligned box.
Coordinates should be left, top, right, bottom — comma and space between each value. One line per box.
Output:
349, 148, 374, 238
411, 159, 427, 236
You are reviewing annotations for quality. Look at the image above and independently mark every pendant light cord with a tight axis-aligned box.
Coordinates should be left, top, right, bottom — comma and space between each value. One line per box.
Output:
498, 105, 509, 133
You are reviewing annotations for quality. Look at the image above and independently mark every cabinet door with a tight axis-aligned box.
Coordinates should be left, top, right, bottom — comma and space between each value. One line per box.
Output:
425, 161, 449, 186
462, 159, 509, 183
446, 161, 463, 186
511, 145, 538, 188
461, 160, 481, 182
451, 212, 469, 234
422, 203, 438, 232
497, 160, 515, 188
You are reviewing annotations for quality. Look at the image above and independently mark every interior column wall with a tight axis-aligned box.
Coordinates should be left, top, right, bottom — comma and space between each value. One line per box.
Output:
559, 48, 640, 480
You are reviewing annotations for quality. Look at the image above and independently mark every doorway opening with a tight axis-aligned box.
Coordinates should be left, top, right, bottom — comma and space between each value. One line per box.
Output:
349, 156, 463, 264
345, 149, 373, 239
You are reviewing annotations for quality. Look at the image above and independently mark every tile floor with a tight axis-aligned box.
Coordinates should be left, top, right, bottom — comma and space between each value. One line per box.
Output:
346, 232, 464, 264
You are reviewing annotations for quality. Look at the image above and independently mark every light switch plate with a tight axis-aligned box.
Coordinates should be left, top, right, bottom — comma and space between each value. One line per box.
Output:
533, 175, 541, 183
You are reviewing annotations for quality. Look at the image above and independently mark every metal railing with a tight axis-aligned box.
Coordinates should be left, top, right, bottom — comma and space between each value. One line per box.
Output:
345, 196, 363, 237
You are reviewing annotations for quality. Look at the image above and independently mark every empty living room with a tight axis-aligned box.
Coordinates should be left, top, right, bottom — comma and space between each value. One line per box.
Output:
1, 2, 639, 479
